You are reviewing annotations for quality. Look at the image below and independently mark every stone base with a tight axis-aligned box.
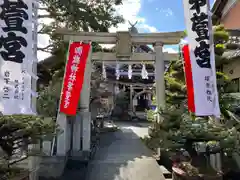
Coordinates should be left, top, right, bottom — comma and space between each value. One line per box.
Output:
70, 151, 90, 161
12, 155, 67, 179
38, 155, 68, 178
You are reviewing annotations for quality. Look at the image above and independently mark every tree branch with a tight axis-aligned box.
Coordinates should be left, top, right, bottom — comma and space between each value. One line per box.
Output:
37, 25, 46, 34
38, 31, 51, 35
38, 7, 48, 11
38, 14, 51, 19
38, 12, 63, 19
37, 44, 54, 53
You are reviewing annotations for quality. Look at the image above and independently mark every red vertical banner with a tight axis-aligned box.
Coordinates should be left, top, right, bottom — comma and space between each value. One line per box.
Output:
59, 42, 91, 115
182, 45, 195, 113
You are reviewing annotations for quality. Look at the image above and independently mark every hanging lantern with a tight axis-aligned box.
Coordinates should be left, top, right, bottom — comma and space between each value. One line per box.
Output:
115, 63, 120, 80
102, 61, 107, 79
128, 64, 132, 79
141, 64, 148, 79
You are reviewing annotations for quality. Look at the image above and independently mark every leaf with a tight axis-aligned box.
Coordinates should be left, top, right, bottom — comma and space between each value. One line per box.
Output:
0, 115, 57, 158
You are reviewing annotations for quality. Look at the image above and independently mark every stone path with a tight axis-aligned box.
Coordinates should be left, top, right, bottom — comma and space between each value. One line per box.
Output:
85, 122, 165, 180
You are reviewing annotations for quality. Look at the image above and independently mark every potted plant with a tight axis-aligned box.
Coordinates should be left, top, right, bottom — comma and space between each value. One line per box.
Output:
172, 161, 222, 180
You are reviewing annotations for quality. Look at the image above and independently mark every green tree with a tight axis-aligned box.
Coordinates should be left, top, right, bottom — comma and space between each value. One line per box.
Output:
37, 0, 124, 84
0, 115, 57, 178
37, 0, 124, 116
144, 25, 240, 162
38, 0, 124, 61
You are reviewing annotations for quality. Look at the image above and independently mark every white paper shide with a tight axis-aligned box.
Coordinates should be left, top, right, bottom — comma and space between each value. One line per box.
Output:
183, 0, 220, 116
0, 0, 33, 115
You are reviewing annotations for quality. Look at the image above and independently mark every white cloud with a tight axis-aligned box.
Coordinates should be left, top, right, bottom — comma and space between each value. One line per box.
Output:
159, 8, 174, 17
163, 47, 178, 53
109, 0, 157, 33
180, 38, 188, 45
101, 0, 157, 49
37, 8, 54, 61
38, 0, 158, 60
147, 44, 178, 54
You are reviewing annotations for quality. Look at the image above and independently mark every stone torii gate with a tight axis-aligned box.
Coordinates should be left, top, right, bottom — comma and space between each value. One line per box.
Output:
55, 28, 184, 157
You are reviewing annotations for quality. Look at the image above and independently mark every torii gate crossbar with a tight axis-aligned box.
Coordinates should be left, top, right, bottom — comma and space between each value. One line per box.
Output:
54, 28, 184, 157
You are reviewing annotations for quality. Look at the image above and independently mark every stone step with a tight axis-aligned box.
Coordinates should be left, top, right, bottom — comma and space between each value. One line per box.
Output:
159, 165, 172, 179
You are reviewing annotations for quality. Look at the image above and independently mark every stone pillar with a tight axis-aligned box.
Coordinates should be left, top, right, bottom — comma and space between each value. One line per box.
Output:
154, 39, 165, 150
148, 93, 152, 106
72, 113, 81, 154
79, 46, 92, 151
129, 85, 133, 111
56, 114, 71, 155
154, 43, 165, 125
154, 42, 166, 115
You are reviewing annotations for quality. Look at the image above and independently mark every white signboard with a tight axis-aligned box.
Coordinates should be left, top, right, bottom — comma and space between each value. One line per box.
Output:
0, 0, 33, 115
183, 0, 220, 117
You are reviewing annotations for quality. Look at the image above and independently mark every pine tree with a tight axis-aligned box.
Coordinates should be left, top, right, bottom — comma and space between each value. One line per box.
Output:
37, 0, 124, 116
37, 0, 124, 86
38, 0, 124, 54
145, 25, 240, 158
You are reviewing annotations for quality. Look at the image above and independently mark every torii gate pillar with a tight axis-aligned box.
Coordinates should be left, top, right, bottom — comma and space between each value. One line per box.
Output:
154, 42, 166, 120
55, 28, 183, 156
72, 47, 92, 155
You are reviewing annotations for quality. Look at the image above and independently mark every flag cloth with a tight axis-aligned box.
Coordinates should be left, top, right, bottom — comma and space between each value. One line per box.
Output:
182, 0, 220, 117
0, 0, 34, 115
182, 45, 195, 113
59, 42, 91, 115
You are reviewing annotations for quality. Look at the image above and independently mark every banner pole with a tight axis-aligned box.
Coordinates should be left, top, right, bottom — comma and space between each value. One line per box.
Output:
207, 0, 221, 171
207, 0, 221, 120
51, 41, 72, 156
29, 1, 40, 180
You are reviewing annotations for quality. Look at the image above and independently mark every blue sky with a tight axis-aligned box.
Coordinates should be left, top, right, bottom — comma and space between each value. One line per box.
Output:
38, 0, 216, 60
138, 0, 215, 32
110, 0, 215, 53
